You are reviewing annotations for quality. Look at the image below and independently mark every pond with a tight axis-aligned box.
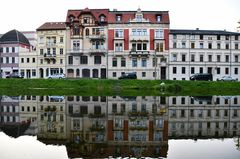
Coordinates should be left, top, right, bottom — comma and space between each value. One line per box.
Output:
0, 95, 239, 159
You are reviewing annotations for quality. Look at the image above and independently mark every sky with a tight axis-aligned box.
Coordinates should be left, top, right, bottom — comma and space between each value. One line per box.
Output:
0, 0, 239, 34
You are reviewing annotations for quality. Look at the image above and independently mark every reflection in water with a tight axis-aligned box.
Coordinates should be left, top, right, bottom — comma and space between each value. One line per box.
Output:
0, 95, 240, 159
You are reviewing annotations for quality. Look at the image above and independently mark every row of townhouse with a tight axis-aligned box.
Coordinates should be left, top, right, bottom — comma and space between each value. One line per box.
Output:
1, 8, 240, 80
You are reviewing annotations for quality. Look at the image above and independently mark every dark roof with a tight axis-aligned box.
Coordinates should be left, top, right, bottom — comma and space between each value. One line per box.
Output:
170, 29, 240, 35
37, 22, 66, 31
0, 30, 30, 46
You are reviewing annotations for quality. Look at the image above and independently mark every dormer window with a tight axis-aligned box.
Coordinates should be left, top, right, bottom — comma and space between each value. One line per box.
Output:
69, 16, 74, 22
136, 15, 142, 22
83, 17, 89, 24
100, 16, 105, 22
116, 15, 122, 22
156, 15, 161, 22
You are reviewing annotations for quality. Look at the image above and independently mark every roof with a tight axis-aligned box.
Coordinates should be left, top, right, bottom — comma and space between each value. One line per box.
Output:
66, 8, 170, 24
0, 29, 30, 46
37, 22, 66, 31
170, 29, 240, 35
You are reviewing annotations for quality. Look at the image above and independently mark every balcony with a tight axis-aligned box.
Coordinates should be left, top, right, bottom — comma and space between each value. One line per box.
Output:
88, 34, 106, 41
129, 35, 149, 42
44, 53, 56, 60
89, 48, 107, 56
68, 49, 84, 56
129, 49, 150, 57
46, 42, 57, 47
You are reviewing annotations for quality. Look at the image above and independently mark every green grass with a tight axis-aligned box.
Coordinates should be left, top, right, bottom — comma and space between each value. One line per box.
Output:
0, 78, 240, 96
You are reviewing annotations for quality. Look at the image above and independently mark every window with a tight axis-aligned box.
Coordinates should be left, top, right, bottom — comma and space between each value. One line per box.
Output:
94, 56, 101, 64
208, 43, 212, 49
200, 43, 204, 49
182, 42, 186, 48
113, 72, 117, 77
47, 48, 51, 54
181, 54, 186, 62
191, 43, 195, 49
60, 37, 64, 43
156, 15, 161, 22
80, 56, 88, 64
32, 58, 35, 63
73, 26, 80, 35
200, 55, 204, 62
141, 58, 147, 67
200, 35, 203, 40
32, 69, 36, 76
40, 49, 44, 55
21, 58, 24, 63
182, 67, 186, 74
235, 55, 239, 62
173, 42, 177, 48
226, 35, 229, 40
83, 17, 89, 24
225, 55, 229, 62
172, 54, 177, 61
68, 56, 73, 65
225, 68, 229, 74
12, 57, 15, 63
217, 35, 221, 40
153, 57, 158, 66
115, 29, 123, 38
60, 48, 63, 54
191, 67, 195, 74
155, 29, 164, 38
6, 57, 9, 63
199, 67, 203, 73
52, 48, 56, 55
115, 43, 123, 52
12, 47, 15, 53
142, 72, 146, 77
217, 55, 221, 62
0, 47, 2, 53
40, 59, 43, 64
132, 58, 137, 67
217, 68, 221, 74
235, 35, 239, 40
235, 44, 238, 50
173, 34, 177, 39
121, 58, 126, 67
156, 42, 164, 52
112, 58, 117, 67
85, 28, 89, 36
173, 67, 177, 74
100, 15, 105, 22
116, 15, 122, 22
60, 59, 63, 64
217, 43, 221, 49
235, 68, 238, 74
6, 47, 9, 53
208, 55, 212, 62
181, 98, 185, 104
73, 40, 80, 50
226, 43, 229, 49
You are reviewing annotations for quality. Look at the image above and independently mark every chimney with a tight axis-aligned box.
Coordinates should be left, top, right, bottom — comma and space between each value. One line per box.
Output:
196, 28, 199, 30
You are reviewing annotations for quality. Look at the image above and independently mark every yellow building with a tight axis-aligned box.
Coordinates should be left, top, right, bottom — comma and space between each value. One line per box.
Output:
36, 22, 67, 78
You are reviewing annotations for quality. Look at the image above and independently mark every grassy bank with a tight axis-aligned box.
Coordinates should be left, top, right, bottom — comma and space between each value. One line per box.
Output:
0, 79, 240, 96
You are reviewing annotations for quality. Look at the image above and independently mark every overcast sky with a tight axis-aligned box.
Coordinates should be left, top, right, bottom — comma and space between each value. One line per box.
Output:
0, 0, 239, 33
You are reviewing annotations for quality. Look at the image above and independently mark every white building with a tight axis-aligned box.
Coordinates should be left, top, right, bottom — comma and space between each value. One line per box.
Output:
169, 29, 240, 80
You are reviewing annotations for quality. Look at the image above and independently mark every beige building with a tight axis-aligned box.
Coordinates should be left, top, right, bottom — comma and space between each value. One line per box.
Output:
19, 51, 38, 78
36, 22, 67, 78
65, 9, 108, 78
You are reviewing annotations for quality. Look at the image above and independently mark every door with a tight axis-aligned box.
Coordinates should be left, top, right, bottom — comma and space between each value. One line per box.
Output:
160, 67, 166, 80
100, 68, 106, 79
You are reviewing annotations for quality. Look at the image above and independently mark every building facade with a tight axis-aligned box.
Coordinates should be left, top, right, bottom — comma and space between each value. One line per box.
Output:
0, 30, 30, 78
107, 8, 170, 80
36, 22, 67, 78
65, 8, 108, 78
169, 29, 240, 80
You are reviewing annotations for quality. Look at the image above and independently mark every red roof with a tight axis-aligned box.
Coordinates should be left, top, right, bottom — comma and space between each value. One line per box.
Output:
37, 22, 66, 31
66, 8, 170, 24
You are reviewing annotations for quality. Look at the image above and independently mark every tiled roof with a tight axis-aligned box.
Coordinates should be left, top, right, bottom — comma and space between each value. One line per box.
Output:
66, 8, 170, 24
37, 22, 66, 31
170, 29, 240, 35
0, 29, 30, 46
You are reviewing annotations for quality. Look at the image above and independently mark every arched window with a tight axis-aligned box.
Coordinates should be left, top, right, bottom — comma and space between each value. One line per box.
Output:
85, 28, 89, 36
99, 14, 106, 22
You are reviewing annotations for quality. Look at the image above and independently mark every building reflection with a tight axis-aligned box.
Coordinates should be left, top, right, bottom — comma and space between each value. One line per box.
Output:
0, 95, 240, 158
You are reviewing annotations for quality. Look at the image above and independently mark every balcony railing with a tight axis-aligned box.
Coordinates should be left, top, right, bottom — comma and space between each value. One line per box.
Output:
68, 49, 84, 56
46, 43, 57, 47
88, 34, 106, 40
44, 53, 56, 59
129, 49, 150, 57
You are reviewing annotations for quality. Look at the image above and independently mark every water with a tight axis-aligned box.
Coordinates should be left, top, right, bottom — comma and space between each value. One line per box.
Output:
0, 95, 239, 159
